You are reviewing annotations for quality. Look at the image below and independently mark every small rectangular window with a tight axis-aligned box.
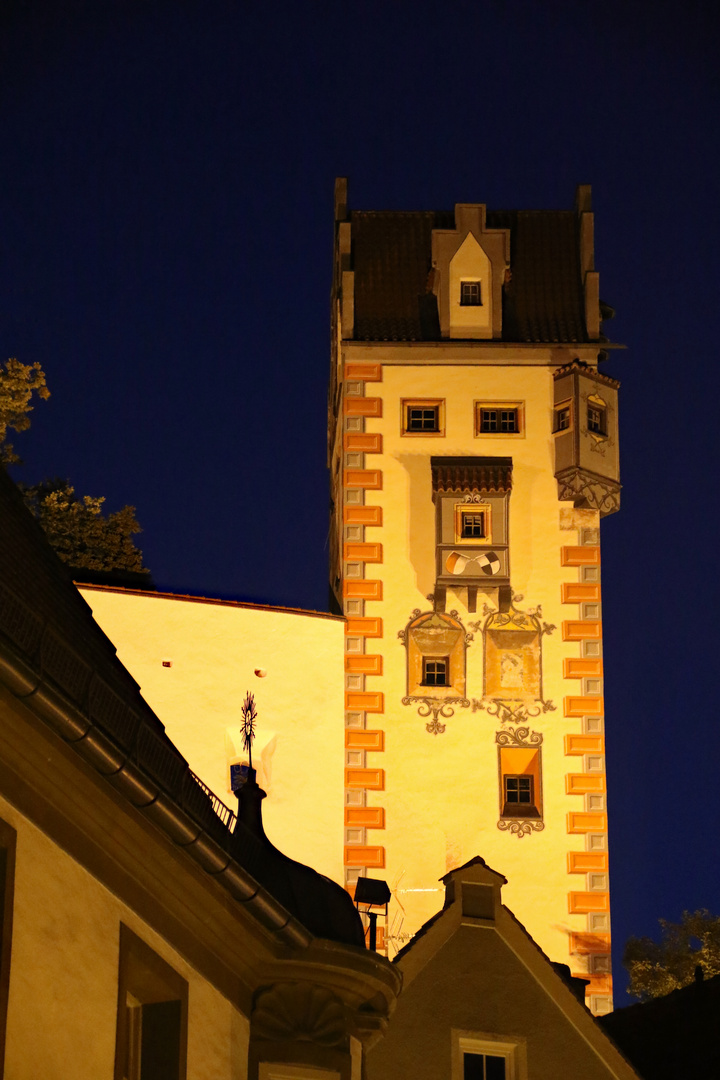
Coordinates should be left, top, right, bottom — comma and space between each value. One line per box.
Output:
587, 404, 607, 435
554, 405, 571, 432
460, 512, 487, 539
422, 657, 449, 686
464, 1053, 506, 1080
402, 399, 445, 436
475, 402, 523, 437
408, 406, 439, 431
460, 281, 482, 306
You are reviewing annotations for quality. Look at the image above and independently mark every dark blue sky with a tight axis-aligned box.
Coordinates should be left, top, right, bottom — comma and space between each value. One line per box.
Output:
2, 0, 719, 999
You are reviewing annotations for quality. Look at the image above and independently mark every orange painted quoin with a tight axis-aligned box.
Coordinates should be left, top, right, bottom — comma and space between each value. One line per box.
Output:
562, 620, 602, 640
561, 545, 601, 566
567, 811, 608, 833
343, 579, 383, 600
564, 695, 604, 716
344, 653, 383, 674
345, 691, 384, 713
343, 845, 386, 868
563, 657, 603, 678
565, 734, 604, 755
565, 773, 606, 795
344, 361, 382, 382
344, 396, 382, 417
561, 582, 601, 603
343, 505, 383, 526
344, 432, 383, 453
343, 469, 382, 489
344, 806, 385, 829
344, 767, 385, 790
568, 892, 610, 914
343, 542, 383, 563
567, 852, 608, 874
345, 617, 383, 637
570, 931, 611, 954
345, 729, 385, 751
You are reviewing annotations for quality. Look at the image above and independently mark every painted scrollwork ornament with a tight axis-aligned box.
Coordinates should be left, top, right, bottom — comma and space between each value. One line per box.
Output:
497, 819, 545, 839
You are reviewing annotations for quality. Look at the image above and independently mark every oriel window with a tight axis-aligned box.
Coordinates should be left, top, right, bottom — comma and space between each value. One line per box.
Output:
554, 405, 571, 432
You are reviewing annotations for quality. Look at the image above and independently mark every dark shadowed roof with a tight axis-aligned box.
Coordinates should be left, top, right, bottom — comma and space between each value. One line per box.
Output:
0, 465, 363, 949
599, 972, 720, 1080
350, 208, 589, 344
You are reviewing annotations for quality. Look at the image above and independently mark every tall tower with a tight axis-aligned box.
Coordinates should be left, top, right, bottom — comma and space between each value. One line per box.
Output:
328, 180, 621, 1014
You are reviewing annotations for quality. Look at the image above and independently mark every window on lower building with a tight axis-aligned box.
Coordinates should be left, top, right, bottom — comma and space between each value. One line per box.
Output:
460, 281, 482, 306
0, 819, 16, 1078
402, 399, 445, 436
587, 404, 607, 435
422, 657, 449, 686
475, 402, 523, 436
114, 925, 188, 1080
464, 1053, 506, 1080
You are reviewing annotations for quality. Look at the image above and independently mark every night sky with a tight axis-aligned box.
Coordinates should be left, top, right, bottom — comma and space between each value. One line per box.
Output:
2, 0, 719, 1000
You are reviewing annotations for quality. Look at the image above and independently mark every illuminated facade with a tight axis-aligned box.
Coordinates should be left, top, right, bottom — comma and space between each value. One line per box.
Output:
76, 180, 622, 1017
327, 180, 620, 1013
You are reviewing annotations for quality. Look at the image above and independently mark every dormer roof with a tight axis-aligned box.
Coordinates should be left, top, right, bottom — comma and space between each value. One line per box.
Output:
348, 207, 593, 344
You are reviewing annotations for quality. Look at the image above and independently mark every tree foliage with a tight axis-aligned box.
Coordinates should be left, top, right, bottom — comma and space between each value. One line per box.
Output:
623, 910, 720, 1000
21, 480, 147, 574
0, 357, 50, 464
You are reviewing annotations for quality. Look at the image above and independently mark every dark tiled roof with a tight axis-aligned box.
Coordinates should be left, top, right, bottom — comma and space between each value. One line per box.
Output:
350, 208, 589, 344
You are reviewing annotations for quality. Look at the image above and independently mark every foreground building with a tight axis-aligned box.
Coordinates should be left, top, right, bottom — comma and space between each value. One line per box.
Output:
0, 465, 641, 1079
78, 180, 622, 1013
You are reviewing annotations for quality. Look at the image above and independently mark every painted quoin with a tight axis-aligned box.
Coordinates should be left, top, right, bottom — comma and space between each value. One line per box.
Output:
79, 178, 622, 1017
327, 179, 621, 1014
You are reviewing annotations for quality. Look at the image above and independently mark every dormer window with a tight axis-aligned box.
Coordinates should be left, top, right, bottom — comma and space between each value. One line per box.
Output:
460, 281, 482, 306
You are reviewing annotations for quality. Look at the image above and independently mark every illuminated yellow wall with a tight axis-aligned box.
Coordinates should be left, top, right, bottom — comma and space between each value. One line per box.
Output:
79, 589, 346, 883
0, 793, 249, 1080
338, 352, 612, 1014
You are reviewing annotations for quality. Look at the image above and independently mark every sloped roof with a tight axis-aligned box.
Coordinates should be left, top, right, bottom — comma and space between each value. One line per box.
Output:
0, 466, 362, 948
350, 208, 589, 344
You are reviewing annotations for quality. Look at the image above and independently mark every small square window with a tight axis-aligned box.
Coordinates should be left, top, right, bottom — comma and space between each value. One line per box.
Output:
464, 1053, 506, 1080
587, 404, 607, 435
502, 775, 539, 818
460, 281, 482, 306
460, 512, 487, 539
402, 399, 445, 436
475, 402, 523, 437
422, 657, 449, 686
